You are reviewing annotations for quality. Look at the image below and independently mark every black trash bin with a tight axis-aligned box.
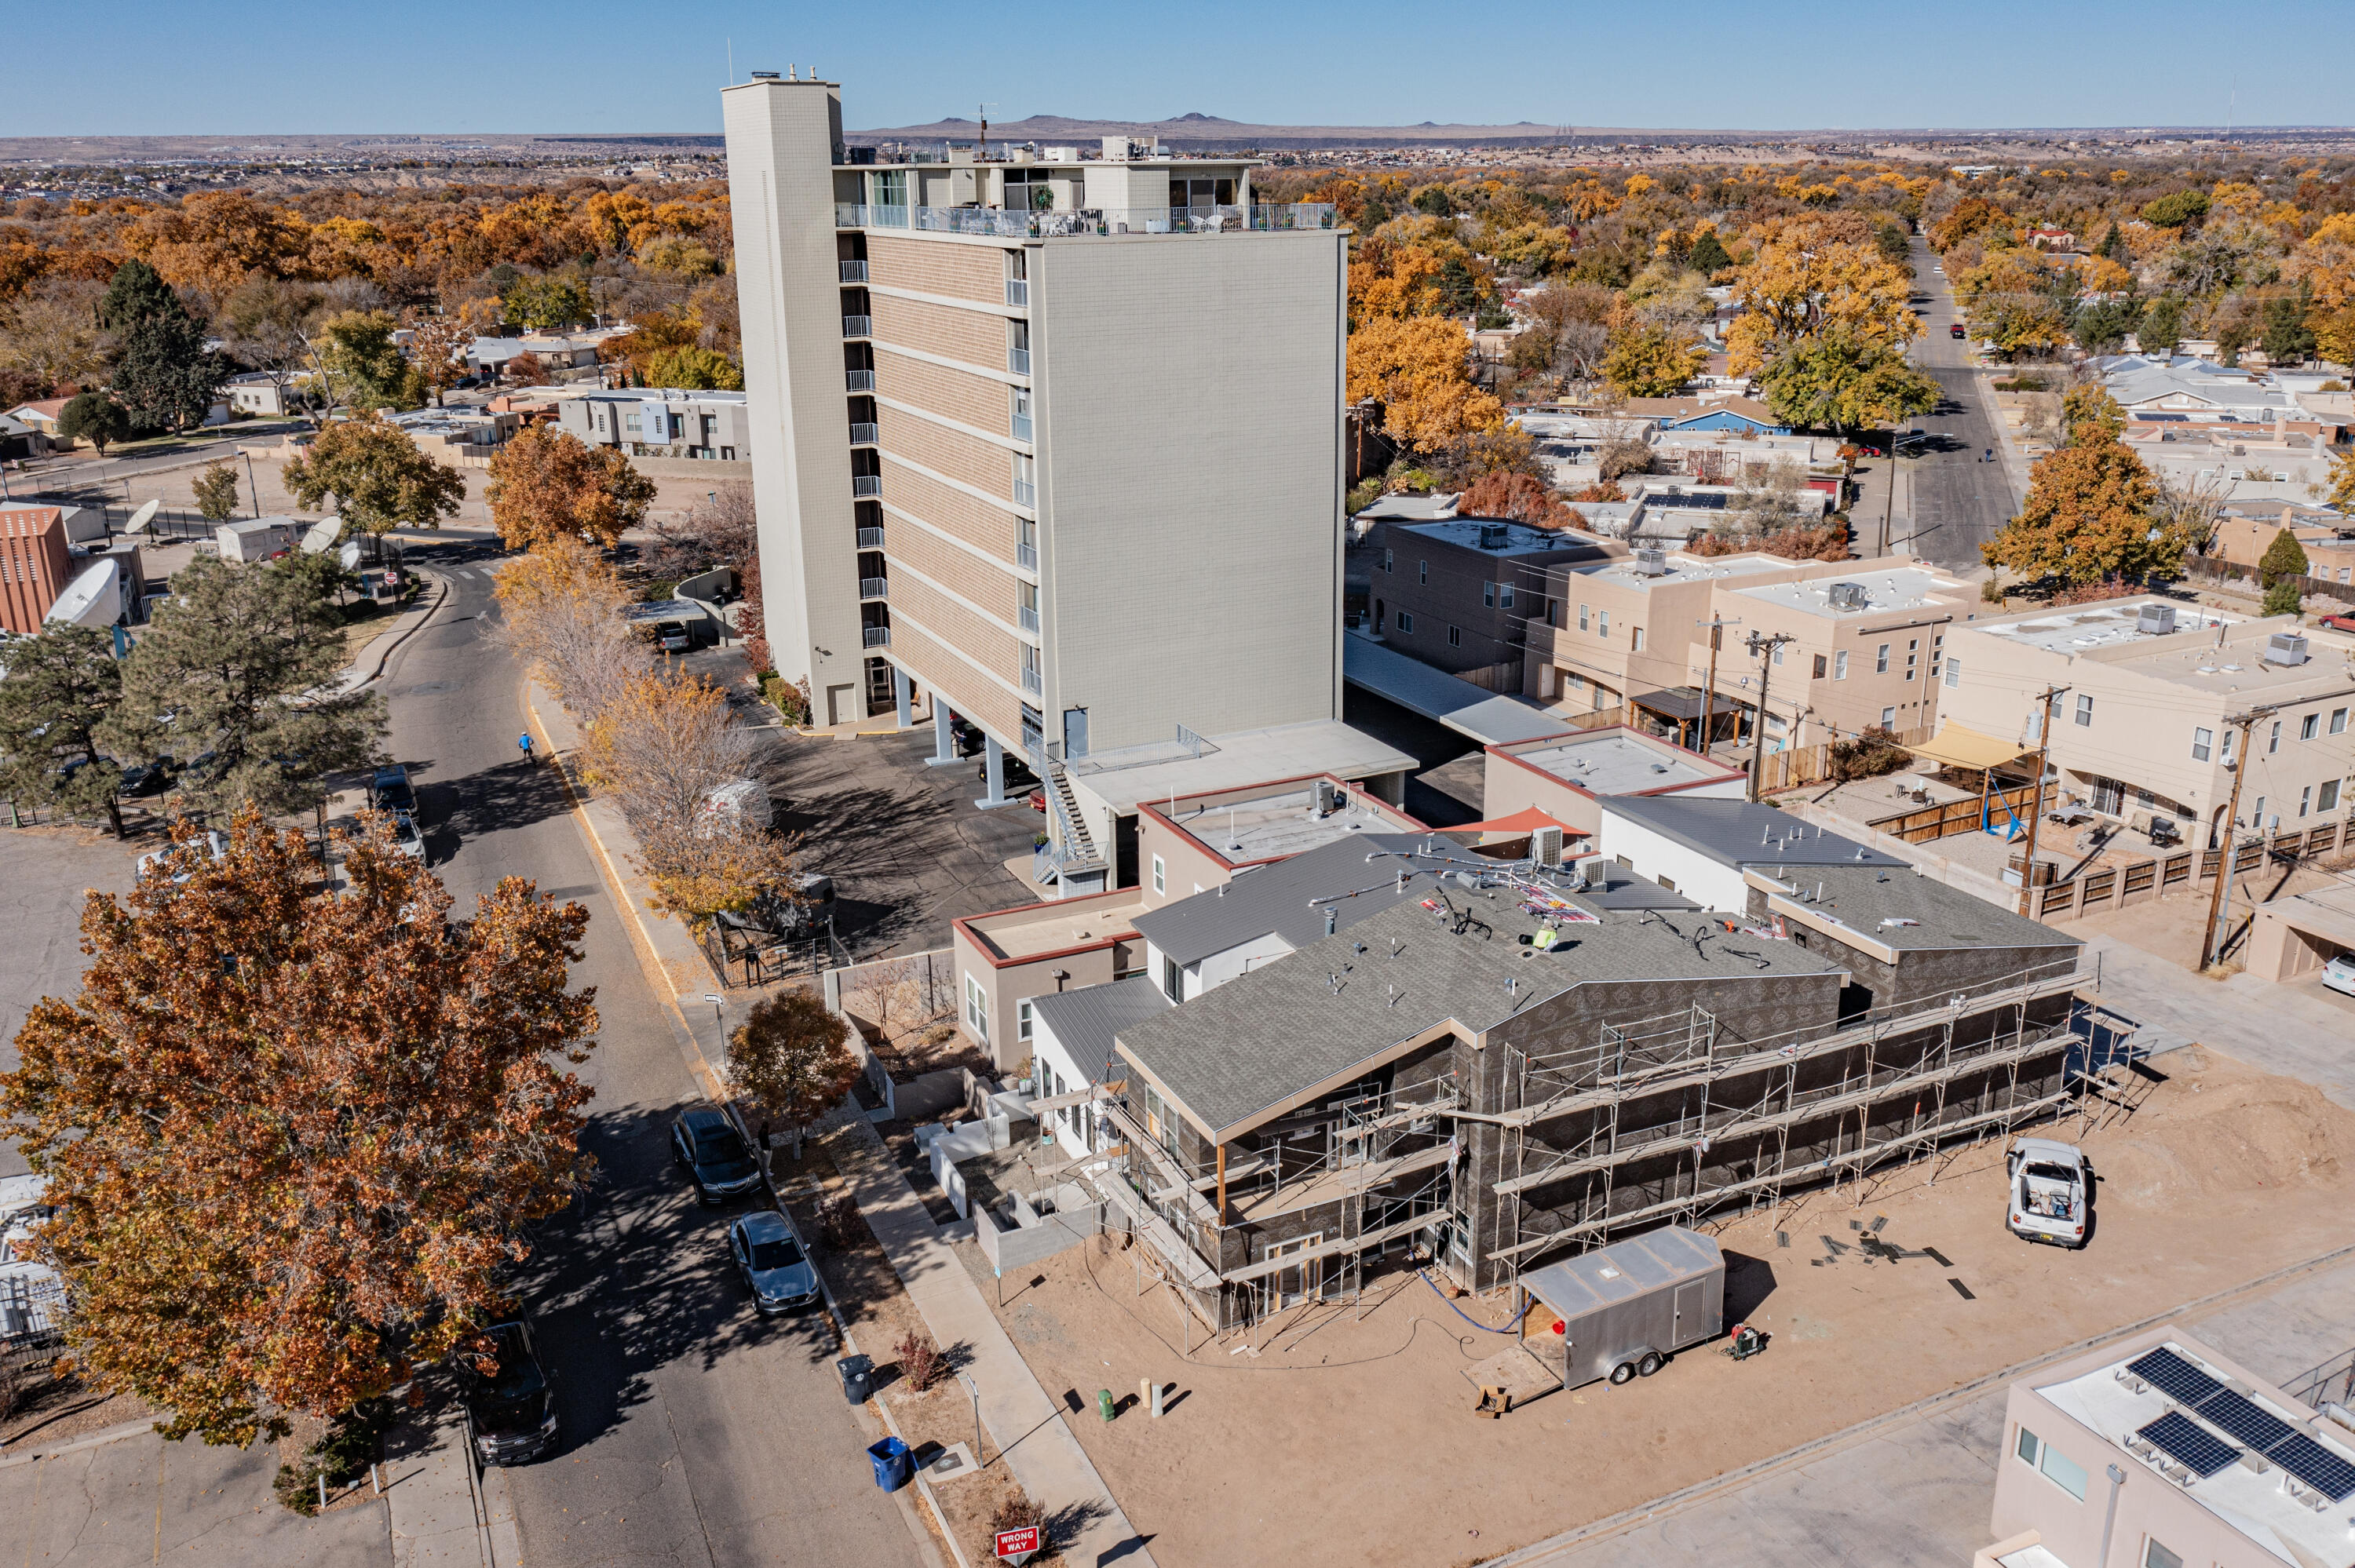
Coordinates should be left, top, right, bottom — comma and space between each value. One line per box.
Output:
867, 1435, 912, 1492
837, 1354, 874, 1406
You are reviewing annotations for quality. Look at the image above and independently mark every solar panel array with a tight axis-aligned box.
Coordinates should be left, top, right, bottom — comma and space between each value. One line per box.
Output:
2125, 1347, 2355, 1500
2129, 1347, 2222, 1406
2139, 1411, 2240, 1478
2272, 1434, 2355, 1503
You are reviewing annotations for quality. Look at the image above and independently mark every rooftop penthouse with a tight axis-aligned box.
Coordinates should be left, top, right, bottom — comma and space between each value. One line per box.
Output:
1140, 772, 1422, 887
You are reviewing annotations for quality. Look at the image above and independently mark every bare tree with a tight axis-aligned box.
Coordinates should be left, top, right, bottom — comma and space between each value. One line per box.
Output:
845, 954, 924, 1048
2153, 470, 2233, 558
643, 483, 758, 580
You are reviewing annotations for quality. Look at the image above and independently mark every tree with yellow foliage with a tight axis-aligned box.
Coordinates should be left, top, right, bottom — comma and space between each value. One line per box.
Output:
1723, 217, 1919, 377
1345, 315, 1503, 453
1601, 320, 1709, 398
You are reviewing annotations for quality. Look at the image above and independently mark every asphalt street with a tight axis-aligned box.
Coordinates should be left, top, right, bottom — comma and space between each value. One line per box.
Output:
1888, 235, 2020, 568
378, 542, 923, 1568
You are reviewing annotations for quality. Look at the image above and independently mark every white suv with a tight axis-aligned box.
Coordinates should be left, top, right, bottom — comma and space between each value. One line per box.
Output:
2007, 1137, 2090, 1249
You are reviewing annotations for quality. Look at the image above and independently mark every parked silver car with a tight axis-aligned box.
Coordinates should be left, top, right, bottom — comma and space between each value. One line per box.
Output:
728, 1210, 819, 1315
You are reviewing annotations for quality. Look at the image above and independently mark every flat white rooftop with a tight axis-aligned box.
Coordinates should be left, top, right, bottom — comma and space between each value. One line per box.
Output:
1572, 552, 1793, 593
1156, 782, 1410, 866
1972, 600, 2240, 655
1736, 567, 1962, 618
1502, 731, 1731, 796
1397, 519, 1601, 559
1067, 720, 1417, 816
2036, 1341, 2355, 1568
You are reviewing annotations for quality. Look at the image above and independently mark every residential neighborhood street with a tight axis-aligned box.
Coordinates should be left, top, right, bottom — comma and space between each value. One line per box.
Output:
1892, 234, 2021, 568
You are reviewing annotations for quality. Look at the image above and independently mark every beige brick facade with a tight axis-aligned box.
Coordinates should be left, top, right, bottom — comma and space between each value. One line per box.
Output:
867, 233, 1007, 307
874, 297, 1005, 375
886, 516, 1021, 625
881, 461, 1020, 563
889, 568, 1024, 691
883, 407, 1011, 501
882, 354, 1012, 439
889, 614, 1022, 742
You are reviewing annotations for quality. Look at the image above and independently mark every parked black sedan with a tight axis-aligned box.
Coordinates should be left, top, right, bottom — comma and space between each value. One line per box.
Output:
670, 1107, 761, 1203
461, 1320, 558, 1464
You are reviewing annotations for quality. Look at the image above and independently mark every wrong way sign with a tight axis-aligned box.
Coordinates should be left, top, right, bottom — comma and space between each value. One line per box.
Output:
993, 1524, 1041, 1564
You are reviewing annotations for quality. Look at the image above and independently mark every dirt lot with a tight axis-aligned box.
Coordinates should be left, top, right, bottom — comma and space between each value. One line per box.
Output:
962, 1050, 2355, 1568
2060, 863, 2345, 970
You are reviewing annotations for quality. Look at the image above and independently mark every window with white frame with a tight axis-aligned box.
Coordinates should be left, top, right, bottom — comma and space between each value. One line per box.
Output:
1017, 998, 1034, 1041
963, 973, 988, 1042
1418, 560, 1428, 584
2143, 1541, 2183, 1568
2192, 727, 2213, 761
1448, 625, 1462, 647
1162, 955, 1183, 1003
2076, 695, 2093, 727
1875, 643, 1889, 674
1579, 603, 1590, 631
1382, 549, 1393, 573
1499, 582, 1513, 609
1772, 642, 1784, 665
2014, 1426, 2087, 1501
2300, 785, 2312, 818
1881, 706, 1896, 727
2320, 778, 2342, 812
1599, 610, 1610, 638
2301, 713, 2320, 741
1835, 650, 1849, 680
1397, 611, 1415, 633
1944, 658, 1960, 688
1483, 582, 1496, 607
1152, 854, 1165, 894
2269, 720, 2281, 754
2332, 707, 2349, 735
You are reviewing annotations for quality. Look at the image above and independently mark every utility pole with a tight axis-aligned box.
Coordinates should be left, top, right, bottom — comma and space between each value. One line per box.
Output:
1743, 631, 1795, 801
2011, 685, 2069, 917
2197, 709, 2269, 971
1693, 615, 1736, 758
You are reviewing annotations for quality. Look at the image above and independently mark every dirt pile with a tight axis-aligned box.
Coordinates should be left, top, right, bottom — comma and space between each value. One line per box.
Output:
2098, 1052, 2350, 1203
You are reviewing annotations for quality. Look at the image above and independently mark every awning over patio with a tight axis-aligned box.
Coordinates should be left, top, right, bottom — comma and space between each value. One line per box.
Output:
1630, 687, 1714, 723
1908, 722, 2032, 773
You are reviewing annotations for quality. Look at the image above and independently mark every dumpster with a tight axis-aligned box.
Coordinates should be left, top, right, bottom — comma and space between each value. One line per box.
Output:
867, 1435, 913, 1492
838, 1355, 874, 1406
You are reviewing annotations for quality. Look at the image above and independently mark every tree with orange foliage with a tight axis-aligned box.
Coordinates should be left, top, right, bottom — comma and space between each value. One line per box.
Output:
1345, 315, 1504, 454
0, 808, 599, 1446
1459, 471, 1586, 531
1982, 436, 2187, 589
487, 425, 656, 550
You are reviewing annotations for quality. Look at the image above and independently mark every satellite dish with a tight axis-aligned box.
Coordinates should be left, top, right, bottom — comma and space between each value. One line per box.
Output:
122, 499, 161, 535
300, 516, 343, 554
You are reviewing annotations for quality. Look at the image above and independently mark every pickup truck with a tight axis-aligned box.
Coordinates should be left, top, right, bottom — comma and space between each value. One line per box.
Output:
2007, 1137, 2090, 1249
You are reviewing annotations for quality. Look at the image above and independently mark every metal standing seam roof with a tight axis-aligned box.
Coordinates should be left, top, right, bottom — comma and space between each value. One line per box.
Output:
1131, 833, 1430, 968
1343, 636, 1577, 746
1026, 978, 1171, 1086
1519, 1226, 1723, 1319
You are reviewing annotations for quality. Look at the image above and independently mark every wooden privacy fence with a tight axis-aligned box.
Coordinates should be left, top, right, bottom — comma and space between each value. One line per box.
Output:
1869, 783, 2042, 845
2182, 555, 2355, 607
1754, 723, 1936, 796
2025, 822, 2344, 923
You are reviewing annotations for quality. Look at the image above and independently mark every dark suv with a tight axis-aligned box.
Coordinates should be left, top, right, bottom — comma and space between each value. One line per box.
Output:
671, 1108, 761, 1203
461, 1321, 557, 1465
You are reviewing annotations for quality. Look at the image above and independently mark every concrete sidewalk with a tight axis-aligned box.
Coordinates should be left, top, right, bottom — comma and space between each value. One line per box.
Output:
826, 1114, 1155, 1568
2083, 932, 2355, 1110
385, 1406, 492, 1568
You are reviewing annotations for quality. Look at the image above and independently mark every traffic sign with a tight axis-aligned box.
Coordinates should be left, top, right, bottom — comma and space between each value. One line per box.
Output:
993, 1525, 1040, 1564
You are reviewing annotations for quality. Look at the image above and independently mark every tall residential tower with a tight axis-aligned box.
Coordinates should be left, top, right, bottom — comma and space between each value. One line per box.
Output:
723, 74, 1408, 894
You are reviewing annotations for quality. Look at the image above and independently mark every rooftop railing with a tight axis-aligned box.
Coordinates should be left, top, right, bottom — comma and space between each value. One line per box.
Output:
840, 203, 1337, 239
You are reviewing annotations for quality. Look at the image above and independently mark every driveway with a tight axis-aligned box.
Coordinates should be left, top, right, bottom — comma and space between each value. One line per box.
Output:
0, 828, 141, 1178
1892, 235, 2021, 569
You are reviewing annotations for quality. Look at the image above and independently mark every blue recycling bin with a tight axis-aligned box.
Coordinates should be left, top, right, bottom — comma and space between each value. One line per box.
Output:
867, 1435, 913, 1493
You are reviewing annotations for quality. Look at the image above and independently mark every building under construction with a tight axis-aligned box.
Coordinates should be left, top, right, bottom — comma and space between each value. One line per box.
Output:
1093, 843, 2087, 1331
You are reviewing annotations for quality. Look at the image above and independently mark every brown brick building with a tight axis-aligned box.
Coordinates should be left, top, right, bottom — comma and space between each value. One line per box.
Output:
0, 504, 70, 634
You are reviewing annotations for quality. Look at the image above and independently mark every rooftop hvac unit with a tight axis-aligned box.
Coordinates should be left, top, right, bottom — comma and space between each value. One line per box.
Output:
1531, 825, 1565, 866
1311, 779, 1338, 816
2136, 603, 2178, 636
1478, 523, 1510, 550
2265, 631, 2309, 666
1826, 582, 1868, 610
1634, 547, 1669, 577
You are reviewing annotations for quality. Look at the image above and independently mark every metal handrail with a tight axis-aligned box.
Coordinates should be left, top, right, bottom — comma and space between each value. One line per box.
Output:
856, 526, 886, 549
849, 422, 879, 444
853, 475, 882, 497
842, 315, 872, 337
845, 370, 875, 392
862, 625, 891, 647
839, 260, 868, 283
860, 577, 889, 600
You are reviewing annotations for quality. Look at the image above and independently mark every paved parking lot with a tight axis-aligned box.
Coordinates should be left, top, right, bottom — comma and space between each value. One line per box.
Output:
0, 828, 141, 1179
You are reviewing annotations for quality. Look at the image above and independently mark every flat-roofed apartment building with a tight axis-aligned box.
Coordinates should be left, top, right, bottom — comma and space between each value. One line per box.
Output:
1939, 598, 2355, 845
1520, 551, 1973, 754
724, 75, 1405, 898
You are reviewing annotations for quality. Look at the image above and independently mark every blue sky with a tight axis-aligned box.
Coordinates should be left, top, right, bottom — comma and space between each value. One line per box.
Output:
4, 0, 2350, 138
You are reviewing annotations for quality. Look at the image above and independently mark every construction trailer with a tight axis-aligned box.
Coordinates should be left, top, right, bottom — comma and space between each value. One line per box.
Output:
1518, 1225, 1724, 1391
1086, 843, 2099, 1337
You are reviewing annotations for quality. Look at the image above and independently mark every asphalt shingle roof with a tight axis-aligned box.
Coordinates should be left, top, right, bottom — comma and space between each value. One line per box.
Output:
1759, 863, 2082, 954
1131, 833, 1432, 967
1117, 894, 1842, 1138
1603, 797, 1908, 873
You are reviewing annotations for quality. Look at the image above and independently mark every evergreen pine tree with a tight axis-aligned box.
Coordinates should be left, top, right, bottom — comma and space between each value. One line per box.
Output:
98, 259, 227, 432
0, 624, 127, 837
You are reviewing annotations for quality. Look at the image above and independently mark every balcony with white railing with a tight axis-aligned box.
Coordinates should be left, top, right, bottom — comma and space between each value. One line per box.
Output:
853, 475, 882, 497
857, 526, 885, 549
849, 421, 879, 445
842, 315, 872, 337
864, 625, 892, 647
846, 369, 875, 392
1007, 348, 1031, 376
836, 203, 1338, 239
1012, 478, 1036, 508
1005, 279, 1028, 308
839, 259, 868, 283
860, 577, 889, 601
